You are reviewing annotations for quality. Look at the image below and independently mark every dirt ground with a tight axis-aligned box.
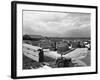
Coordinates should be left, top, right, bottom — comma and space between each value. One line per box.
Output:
23, 50, 90, 69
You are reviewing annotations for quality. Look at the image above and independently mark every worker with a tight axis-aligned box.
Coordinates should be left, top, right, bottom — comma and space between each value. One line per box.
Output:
38, 49, 44, 62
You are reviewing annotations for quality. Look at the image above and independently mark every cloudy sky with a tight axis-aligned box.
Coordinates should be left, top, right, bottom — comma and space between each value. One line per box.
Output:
23, 10, 91, 37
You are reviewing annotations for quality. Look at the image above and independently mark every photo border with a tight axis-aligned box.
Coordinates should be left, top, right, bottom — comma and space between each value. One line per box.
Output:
11, 1, 98, 79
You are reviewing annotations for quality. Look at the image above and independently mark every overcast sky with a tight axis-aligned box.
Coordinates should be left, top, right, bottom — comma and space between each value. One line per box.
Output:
23, 11, 91, 37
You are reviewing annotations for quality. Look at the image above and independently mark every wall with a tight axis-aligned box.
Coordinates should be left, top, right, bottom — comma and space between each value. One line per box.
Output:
0, 0, 99, 80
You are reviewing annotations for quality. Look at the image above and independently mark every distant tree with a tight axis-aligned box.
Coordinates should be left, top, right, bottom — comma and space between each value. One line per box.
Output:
23, 34, 31, 40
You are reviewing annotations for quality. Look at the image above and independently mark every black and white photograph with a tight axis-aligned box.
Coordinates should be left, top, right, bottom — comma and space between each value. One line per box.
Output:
23, 11, 91, 69
11, 1, 97, 79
